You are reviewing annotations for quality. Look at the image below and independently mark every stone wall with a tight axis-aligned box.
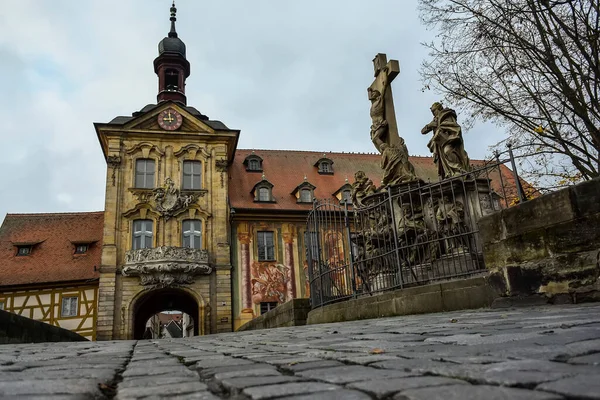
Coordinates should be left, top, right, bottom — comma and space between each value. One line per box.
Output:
0, 309, 87, 344
307, 276, 495, 325
479, 178, 600, 303
237, 299, 311, 331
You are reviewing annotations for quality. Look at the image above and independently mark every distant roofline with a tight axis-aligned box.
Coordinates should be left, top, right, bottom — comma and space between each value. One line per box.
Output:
5, 211, 104, 217
237, 148, 450, 160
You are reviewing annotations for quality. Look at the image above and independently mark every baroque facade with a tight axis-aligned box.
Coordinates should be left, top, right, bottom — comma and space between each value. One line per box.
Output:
0, 6, 516, 339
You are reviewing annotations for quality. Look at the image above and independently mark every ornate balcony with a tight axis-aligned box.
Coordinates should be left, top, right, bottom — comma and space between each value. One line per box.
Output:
122, 246, 211, 288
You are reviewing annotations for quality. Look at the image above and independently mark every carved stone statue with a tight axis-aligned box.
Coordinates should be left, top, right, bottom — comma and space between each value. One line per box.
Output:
368, 55, 417, 186
379, 140, 417, 186
368, 67, 389, 152
421, 102, 470, 180
351, 171, 376, 207
435, 197, 469, 254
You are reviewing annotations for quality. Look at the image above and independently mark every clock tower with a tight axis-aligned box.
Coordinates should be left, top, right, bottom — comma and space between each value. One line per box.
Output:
94, 3, 240, 340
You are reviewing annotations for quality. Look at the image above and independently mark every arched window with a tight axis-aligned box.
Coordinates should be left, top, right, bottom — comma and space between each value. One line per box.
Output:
248, 159, 260, 171
182, 220, 202, 249
132, 219, 153, 250
300, 188, 312, 203
244, 154, 263, 172
258, 187, 270, 202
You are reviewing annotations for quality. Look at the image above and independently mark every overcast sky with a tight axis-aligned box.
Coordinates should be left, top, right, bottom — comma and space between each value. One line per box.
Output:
0, 0, 506, 218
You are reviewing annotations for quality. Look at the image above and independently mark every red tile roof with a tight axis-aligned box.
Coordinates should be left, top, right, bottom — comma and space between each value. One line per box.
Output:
0, 212, 103, 287
229, 149, 517, 211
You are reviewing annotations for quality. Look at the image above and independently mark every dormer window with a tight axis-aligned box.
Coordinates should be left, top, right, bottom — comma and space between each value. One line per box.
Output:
16, 246, 32, 256
244, 154, 263, 172
292, 180, 316, 203
252, 176, 275, 202
314, 157, 334, 175
334, 182, 353, 204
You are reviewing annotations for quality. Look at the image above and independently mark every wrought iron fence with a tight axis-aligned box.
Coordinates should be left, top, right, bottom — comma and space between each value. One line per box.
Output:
306, 157, 519, 309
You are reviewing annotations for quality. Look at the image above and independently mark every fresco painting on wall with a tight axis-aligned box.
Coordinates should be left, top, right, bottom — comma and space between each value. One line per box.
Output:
251, 262, 289, 304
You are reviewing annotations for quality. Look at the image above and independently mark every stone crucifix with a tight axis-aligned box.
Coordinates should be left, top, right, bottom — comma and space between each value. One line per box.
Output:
368, 53, 401, 151
367, 53, 417, 186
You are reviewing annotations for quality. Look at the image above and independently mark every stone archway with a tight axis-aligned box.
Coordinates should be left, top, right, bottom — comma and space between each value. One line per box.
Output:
132, 288, 201, 339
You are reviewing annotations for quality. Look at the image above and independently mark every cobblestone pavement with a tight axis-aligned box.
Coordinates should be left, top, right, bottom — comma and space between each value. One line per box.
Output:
1, 304, 600, 399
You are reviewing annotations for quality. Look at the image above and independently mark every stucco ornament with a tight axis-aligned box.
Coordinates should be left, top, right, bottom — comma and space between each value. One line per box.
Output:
153, 178, 198, 220
122, 246, 211, 289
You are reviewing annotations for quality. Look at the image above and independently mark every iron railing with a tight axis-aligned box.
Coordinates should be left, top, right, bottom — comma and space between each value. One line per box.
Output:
306, 157, 519, 308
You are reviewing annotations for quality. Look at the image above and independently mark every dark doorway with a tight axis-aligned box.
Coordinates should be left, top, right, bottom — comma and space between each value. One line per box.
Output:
133, 288, 200, 339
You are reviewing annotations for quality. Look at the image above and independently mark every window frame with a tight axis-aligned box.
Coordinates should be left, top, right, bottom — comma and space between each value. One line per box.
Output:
182, 160, 202, 190
182, 219, 202, 249
257, 231, 275, 261
74, 244, 89, 254
135, 158, 156, 189
258, 187, 270, 202
60, 295, 79, 318
16, 246, 32, 256
132, 219, 154, 250
260, 301, 278, 315
244, 155, 263, 172
299, 188, 312, 203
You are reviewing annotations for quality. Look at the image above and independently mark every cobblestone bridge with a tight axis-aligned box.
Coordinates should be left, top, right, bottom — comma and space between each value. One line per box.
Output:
1, 304, 599, 399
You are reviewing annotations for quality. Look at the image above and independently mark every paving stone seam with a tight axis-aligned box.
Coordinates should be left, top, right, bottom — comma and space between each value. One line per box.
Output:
98, 341, 136, 399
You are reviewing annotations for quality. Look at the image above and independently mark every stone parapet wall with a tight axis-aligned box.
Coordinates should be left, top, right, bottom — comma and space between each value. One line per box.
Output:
237, 299, 311, 331
0, 309, 87, 344
306, 276, 494, 325
479, 178, 600, 303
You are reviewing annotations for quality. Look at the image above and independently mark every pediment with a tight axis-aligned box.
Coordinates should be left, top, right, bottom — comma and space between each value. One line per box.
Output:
123, 103, 215, 134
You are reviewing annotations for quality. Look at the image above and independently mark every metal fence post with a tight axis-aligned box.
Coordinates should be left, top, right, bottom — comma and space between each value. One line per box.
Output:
344, 200, 358, 298
507, 143, 526, 203
387, 186, 404, 289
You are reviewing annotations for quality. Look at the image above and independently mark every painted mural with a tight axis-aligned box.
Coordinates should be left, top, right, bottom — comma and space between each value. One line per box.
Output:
251, 262, 289, 304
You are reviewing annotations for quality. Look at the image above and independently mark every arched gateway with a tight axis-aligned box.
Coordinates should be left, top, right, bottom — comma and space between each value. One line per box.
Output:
132, 288, 202, 339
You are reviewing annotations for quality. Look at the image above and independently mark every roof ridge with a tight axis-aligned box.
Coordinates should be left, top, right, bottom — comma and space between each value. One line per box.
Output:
237, 148, 447, 160
6, 211, 104, 217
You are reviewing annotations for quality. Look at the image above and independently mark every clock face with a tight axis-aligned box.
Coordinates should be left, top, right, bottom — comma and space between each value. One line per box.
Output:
158, 108, 183, 131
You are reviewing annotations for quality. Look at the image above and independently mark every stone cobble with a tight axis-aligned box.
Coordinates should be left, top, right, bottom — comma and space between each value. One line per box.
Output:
0, 304, 600, 399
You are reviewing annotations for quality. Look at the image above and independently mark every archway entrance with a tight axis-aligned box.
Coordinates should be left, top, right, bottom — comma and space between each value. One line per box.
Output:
133, 288, 200, 339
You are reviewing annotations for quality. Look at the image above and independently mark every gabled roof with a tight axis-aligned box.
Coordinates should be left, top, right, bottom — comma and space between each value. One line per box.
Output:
0, 212, 103, 287
229, 149, 517, 212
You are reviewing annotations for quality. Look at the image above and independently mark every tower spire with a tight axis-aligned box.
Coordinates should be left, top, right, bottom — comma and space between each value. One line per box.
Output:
154, 1, 190, 104
169, 1, 178, 38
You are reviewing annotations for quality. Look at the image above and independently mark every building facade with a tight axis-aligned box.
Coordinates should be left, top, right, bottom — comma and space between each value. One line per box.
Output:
0, 5, 516, 339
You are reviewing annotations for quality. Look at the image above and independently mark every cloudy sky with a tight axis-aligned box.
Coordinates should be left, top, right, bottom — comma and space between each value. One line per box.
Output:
0, 0, 505, 218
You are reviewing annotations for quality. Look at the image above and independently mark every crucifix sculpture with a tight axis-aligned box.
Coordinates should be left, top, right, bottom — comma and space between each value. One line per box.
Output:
368, 53, 401, 151
367, 53, 417, 186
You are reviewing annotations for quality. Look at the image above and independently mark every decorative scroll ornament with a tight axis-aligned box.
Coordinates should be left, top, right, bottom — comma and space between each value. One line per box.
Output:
122, 246, 211, 289
153, 178, 198, 220
215, 159, 228, 172
107, 155, 121, 186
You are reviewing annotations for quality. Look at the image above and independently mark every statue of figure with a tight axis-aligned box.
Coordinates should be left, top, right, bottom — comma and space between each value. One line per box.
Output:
368, 67, 389, 152
379, 140, 417, 186
421, 102, 470, 180
351, 171, 376, 207
435, 197, 469, 254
